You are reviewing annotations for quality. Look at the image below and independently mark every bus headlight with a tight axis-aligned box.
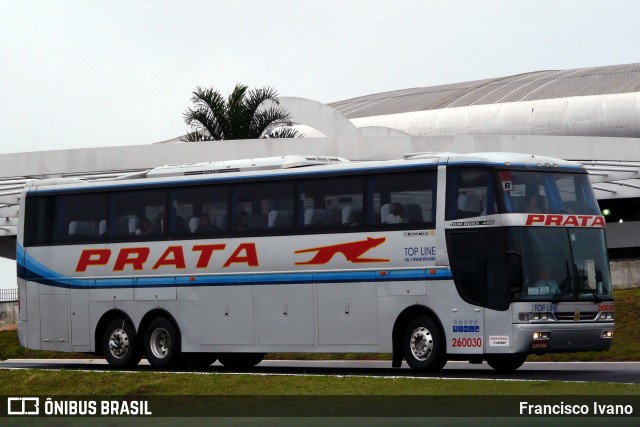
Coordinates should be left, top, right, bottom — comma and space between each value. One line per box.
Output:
599, 312, 614, 320
519, 312, 554, 322
519, 313, 531, 321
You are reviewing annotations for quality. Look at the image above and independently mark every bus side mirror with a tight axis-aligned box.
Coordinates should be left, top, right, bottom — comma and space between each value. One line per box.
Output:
506, 251, 522, 292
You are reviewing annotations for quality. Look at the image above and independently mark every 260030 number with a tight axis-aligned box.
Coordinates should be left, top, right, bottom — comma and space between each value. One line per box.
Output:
452, 337, 482, 348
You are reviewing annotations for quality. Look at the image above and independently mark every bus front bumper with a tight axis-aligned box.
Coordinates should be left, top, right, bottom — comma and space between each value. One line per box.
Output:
513, 323, 614, 354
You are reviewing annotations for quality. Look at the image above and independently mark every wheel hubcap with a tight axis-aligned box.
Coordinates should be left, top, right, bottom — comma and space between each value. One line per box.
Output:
410, 326, 433, 361
108, 328, 130, 359
150, 328, 171, 359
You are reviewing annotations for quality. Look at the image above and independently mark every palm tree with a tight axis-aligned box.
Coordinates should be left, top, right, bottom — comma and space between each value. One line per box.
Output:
182, 84, 300, 141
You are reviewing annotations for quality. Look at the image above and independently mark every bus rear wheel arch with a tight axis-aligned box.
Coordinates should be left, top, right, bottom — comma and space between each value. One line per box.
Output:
143, 316, 180, 368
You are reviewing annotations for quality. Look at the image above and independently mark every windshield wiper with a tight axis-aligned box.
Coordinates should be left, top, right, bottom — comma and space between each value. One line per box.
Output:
552, 276, 571, 304
553, 263, 602, 304
579, 276, 602, 303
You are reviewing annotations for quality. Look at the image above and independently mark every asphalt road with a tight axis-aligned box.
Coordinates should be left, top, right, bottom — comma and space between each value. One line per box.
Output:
1, 359, 640, 384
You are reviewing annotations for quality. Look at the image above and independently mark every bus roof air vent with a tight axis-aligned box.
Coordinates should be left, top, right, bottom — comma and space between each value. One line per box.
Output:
146, 155, 350, 178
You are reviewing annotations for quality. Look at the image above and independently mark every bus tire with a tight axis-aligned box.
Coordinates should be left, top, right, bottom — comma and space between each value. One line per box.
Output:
144, 317, 179, 368
485, 354, 527, 372
218, 353, 266, 368
403, 315, 446, 371
102, 318, 140, 368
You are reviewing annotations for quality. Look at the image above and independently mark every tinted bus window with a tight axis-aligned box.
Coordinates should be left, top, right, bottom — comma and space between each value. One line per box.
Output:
446, 169, 496, 220
170, 186, 228, 237
300, 177, 364, 228
371, 171, 436, 227
24, 196, 54, 246
51, 194, 109, 243
111, 191, 166, 239
233, 182, 295, 232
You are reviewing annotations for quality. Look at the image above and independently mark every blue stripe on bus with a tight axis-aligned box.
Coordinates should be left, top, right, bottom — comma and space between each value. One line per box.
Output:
21, 269, 454, 289
17, 245, 453, 289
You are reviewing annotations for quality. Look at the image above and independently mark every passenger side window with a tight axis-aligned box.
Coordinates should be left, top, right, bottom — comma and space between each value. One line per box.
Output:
300, 177, 364, 229
51, 194, 109, 243
372, 171, 436, 227
446, 168, 496, 220
169, 187, 228, 237
233, 182, 294, 232
111, 191, 165, 239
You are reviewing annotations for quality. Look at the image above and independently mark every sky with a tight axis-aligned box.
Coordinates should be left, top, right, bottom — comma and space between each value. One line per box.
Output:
1, 0, 640, 287
1, 0, 640, 156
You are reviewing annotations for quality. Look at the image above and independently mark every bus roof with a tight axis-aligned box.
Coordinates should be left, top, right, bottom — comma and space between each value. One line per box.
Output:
25, 152, 585, 193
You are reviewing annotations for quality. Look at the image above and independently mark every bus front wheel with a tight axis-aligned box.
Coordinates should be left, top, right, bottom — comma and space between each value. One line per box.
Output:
144, 317, 179, 368
403, 315, 446, 371
102, 318, 141, 368
485, 354, 527, 372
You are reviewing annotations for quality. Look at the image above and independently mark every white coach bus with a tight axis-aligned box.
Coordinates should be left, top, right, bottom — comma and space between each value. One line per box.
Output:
16, 153, 614, 371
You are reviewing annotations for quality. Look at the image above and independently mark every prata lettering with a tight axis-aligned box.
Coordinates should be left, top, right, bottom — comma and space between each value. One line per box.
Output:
76, 243, 259, 272
525, 214, 605, 227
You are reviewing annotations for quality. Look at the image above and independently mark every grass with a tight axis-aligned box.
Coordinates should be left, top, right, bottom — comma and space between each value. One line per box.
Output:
0, 370, 638, 395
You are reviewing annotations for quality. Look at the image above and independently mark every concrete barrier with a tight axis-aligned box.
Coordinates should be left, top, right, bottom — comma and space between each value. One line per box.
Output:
610, 259, 640, 289
0, 301, 17, 330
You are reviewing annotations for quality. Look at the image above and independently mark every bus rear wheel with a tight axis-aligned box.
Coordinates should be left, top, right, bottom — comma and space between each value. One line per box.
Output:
102, 318, 141, 368
218, 353, 266, 368
403, 315, 446, 371
485, 354, 527, 372
144, 317, 179, 368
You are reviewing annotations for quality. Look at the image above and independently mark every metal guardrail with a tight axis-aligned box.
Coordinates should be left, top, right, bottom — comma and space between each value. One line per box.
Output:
0, 288, 18, 302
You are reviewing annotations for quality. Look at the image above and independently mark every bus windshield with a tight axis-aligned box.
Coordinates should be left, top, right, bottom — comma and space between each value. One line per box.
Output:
508, 227, 612, 301
498, 171, 599, 215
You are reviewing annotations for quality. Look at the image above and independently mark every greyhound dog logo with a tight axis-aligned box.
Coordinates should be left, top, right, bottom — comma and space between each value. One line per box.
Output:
295, 237, 389, 265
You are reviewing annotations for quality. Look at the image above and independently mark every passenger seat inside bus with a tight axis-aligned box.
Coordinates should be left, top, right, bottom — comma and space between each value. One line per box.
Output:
98, 219, 108, 237
215, 213, 228, 230
128, 218, 139, 235
189, 217, 200, 233
380, 204, 390, 223
342, 205, 362, 226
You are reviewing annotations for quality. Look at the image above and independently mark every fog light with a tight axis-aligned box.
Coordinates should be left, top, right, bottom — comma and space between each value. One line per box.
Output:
533, 331, 550, 340
601, 330, 614, 338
